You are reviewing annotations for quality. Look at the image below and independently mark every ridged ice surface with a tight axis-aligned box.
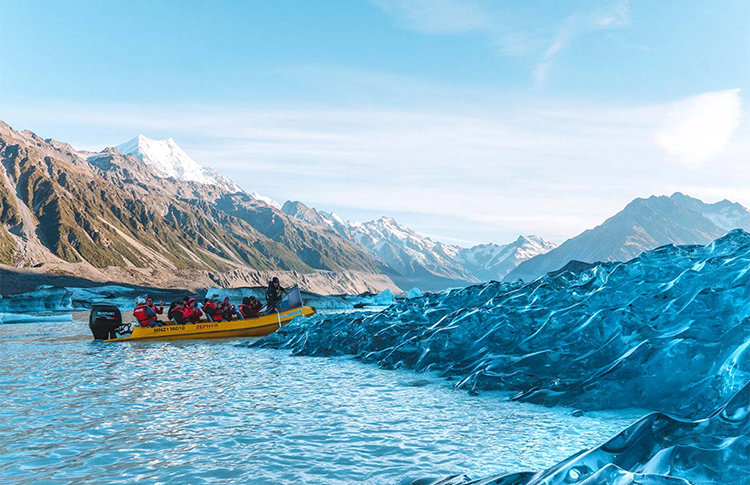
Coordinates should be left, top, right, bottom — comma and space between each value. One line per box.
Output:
259, 230, 750, 418
420, 384, 749, 485
258, 230, 750, 485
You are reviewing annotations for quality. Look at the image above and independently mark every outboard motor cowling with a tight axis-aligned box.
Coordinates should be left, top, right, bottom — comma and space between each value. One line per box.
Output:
89, 304, 123, 340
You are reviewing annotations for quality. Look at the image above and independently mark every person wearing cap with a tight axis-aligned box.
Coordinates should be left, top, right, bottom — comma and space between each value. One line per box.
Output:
265, 277, 285, 310
133, 296, 164, 327
184, 297, 203, 323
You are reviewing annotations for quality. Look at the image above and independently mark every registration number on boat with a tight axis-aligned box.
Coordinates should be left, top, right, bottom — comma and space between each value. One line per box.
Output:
153, 326, 186, 333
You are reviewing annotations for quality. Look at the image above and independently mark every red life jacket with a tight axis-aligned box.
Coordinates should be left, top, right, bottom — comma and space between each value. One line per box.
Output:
172, 307, 188, 325
203, 301, 223, 321
186, 306, 203, 323
133, 304, 157, 327
239, 304, 256, 318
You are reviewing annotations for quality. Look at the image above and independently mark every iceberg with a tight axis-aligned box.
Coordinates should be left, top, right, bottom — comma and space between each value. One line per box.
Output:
258, 230, 750, 417
0, 312, 73, 324
0, 284, 187, 314
0, 286, 73, 313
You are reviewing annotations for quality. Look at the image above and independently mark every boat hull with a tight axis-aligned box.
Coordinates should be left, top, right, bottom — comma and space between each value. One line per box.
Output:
104, 306, 315, 342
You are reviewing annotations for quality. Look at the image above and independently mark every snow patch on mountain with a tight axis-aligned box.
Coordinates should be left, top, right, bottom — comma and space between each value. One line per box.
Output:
457, 235, 557, 281
116, 135, 241, 193
250, 191, 282, 209
281, 201, 556, 288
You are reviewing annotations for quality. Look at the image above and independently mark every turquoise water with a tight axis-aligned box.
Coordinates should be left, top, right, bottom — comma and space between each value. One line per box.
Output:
0, 317, 644, 485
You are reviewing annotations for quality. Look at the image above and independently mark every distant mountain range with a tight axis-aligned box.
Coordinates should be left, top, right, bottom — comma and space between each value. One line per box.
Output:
2, 119, 748, 293
505, 193, 750, 281
281, 201, 556, 289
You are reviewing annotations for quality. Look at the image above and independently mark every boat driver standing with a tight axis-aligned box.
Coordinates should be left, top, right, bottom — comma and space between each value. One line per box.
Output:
265, 277, 285, 310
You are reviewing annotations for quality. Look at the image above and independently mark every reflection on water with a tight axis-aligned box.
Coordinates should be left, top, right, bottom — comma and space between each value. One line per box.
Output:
0, 319, 644, 485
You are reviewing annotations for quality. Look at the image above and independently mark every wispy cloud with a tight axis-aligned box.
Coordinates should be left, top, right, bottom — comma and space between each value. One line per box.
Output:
594, 0, 630, 27
7, 88, 748, 244
532, 18, 577, 88
654, 89, 743, 167
372, 0, 634, 88
532, 1, 631, 88
369, 0, 533, 55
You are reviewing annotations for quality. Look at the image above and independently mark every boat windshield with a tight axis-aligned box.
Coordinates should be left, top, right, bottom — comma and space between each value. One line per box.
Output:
277, 286, 304, 311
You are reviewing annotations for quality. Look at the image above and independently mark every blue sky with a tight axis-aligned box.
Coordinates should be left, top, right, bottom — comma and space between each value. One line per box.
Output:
1, 0, 748, 245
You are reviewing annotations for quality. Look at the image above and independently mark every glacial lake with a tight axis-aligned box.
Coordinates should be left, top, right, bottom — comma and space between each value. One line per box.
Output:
0, 316, 645, 485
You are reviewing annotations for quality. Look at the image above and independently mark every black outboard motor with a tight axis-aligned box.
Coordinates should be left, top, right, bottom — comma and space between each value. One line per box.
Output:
89, 304, 123, 340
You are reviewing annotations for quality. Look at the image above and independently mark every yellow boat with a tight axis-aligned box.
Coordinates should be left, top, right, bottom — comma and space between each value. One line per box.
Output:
89, 288, 315, 342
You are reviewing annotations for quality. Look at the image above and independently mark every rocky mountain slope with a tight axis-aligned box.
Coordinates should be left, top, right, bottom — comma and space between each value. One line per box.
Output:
0, 121, 395, 294
281, 200, 556, 289
506, 193, 750, 281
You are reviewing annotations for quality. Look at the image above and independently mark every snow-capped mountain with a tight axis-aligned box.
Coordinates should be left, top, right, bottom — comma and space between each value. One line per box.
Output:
116, 135, 241, 193
0, 121, 395, 294
282, 201, 556, 289
250, 191, 282, 209
506, 193, 750, 282
344, 216, 477, 289
456, 235, 558, 281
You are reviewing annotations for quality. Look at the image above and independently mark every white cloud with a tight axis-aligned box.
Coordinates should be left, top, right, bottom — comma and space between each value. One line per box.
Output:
595, 0, 629, 27
655, 89, 743, 167
5, 90, 748, 244
533, 1, 632, 88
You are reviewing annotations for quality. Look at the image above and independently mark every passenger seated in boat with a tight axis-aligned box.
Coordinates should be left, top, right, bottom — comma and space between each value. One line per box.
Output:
171, 301, 189, 325
251, 296, 263, 314
221, 297, 239, 321
133, 296, 164, 327
185, 298, 203, 323
167, 301, 178, 320
238, 297, 261, 319
203, 298, 224, 322
266, 277, 285, 310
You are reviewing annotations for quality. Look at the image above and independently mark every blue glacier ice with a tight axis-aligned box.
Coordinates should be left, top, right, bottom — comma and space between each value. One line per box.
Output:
259, 230, 749, 418
416, 383, 748, 485
257, 230, 750, 485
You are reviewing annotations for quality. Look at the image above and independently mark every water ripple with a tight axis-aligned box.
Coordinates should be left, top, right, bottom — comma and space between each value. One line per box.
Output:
0, 320, 641, 484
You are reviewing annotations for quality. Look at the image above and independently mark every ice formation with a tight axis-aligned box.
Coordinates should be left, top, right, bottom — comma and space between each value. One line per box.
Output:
1, 285, 182, 314
258, 230, 750, 485
258, 230, 750, 417
0, 286, 73, 313
0, 312, 73, 324
418, 383, 749, 485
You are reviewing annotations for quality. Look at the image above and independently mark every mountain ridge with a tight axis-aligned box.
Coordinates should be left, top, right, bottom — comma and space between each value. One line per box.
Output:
281, 200, 557, 289
0, 121, 398, 294
505, 193, 750, 281
3, 119, 747, 293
